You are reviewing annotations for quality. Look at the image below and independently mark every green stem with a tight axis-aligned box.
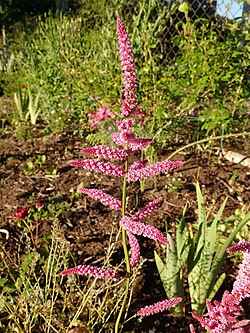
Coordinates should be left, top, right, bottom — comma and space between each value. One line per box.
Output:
115, 158, 131, 333
166, 132, 250, 160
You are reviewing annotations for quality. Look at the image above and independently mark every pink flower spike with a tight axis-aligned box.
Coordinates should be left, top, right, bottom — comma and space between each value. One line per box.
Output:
117, 13, 137, 118
227, 241, 250, 254
78, 188, 122, 211
61, 264, 120, 281
126, 160, 183, 182
127, 231, 141, 267
128, 138, 152, 151
120, 216, 168, 245
133, 197, 164, 222
82, 146, 128, 161
137, 297, 182, 317
70, 159, 124, 177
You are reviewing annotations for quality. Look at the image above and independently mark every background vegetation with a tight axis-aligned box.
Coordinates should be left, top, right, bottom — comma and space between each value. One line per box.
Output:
0, 0, 249, 141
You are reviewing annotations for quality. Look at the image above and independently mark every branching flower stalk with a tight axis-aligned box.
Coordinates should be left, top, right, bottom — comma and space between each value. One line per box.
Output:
61, 13, 183, 332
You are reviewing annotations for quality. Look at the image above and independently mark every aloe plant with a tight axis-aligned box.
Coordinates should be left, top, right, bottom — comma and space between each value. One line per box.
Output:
154, 204, 190, 314
155, 182, 250, 315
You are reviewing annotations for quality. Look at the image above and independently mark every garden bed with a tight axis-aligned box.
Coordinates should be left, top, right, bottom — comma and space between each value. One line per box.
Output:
0, 126, 249, 332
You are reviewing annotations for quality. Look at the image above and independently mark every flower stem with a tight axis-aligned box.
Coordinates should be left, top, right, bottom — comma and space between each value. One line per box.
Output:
115, 158, 131, 333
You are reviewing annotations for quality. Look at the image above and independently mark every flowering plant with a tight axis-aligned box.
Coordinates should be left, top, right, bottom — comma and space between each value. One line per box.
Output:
61, 13, 183, 332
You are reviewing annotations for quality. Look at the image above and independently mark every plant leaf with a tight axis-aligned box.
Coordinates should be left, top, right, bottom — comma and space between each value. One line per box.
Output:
207, 272, 226, 301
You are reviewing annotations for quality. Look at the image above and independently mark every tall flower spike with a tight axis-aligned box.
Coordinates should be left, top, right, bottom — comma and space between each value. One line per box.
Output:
120, 216, 168, 245
70, 159, 124, 177
126, 160, 183, 182
137, 297, 182, 317
78, 188, 122, 211
117, 12, 137, 118
82, 146, 128, 161
61, 264, 121, 281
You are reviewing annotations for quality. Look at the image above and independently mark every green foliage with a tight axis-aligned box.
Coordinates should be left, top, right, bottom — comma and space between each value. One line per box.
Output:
2, 0, 249, 140
155, 182, 250, 315
171, 19, 250, 135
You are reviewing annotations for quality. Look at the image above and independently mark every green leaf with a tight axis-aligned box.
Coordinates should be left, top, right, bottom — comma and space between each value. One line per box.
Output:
206, 197, 228, 270
207, 272, 226, 301
194, 182, 207, 259
155, 233, 185, 306
176, 202, 188, 258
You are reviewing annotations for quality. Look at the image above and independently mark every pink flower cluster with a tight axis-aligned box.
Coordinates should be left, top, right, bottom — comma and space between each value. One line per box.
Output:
137, 297, 182, 317
61, 264, 120, 281
126, 160, 183, 182
70, 159, 124, 177
120, 215, 168, 245
192, 241, 250, 333
120, 197, 168, 267
133, 197, 164, 222
88, 104, 115, 128
78, 187, 122, 211
112, 130, 152, 151
82, 146, 128, 161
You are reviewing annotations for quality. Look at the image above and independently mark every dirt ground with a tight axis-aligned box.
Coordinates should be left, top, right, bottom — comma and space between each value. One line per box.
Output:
0, 124, 250, 332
